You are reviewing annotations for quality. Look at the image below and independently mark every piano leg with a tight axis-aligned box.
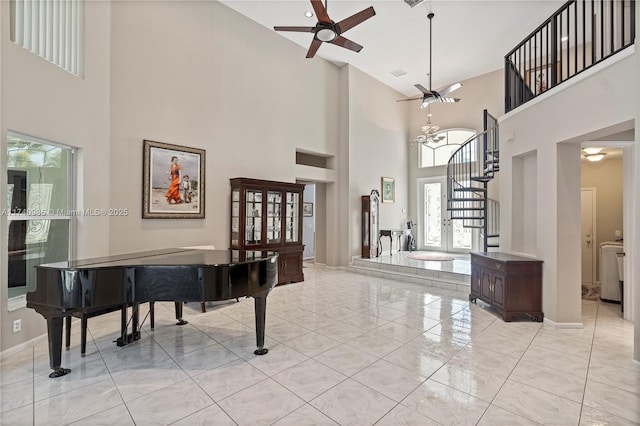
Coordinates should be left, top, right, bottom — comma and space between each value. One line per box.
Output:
174, 302, 188, 325
65, 315, 72, 350
117, 305, 128, 347
253, 293, 268, 355
150, 301, 155, 329
47, 317, 71, 378
81, 315, 88, 356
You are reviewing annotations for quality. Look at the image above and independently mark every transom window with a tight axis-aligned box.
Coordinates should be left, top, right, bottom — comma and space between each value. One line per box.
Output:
10, 0, 85, 76
419, 128, 476, 168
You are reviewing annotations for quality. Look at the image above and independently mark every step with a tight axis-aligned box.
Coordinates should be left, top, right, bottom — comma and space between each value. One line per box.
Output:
350, 256, 471, 294
453, 187, 486, 192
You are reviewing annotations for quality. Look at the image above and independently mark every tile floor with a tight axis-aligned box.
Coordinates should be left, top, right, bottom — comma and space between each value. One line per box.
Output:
1, 263, 638, 425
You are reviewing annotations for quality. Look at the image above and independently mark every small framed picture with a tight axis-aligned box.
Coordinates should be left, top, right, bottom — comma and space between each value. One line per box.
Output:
381, 177, 395, 203
143, 139, 205, 219
303, 202, 313, 217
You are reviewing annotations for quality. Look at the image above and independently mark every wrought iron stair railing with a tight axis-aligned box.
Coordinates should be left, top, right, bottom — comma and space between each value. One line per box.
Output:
447, 110, 499, 251
506, 0, 636, 112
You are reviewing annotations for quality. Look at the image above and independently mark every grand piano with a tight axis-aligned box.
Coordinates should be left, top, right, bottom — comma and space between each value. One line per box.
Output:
26, 248, 278, 378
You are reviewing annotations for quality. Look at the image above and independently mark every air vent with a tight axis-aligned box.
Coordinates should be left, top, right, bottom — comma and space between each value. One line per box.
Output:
390, 69, 407, 77
403, 0, 426, 8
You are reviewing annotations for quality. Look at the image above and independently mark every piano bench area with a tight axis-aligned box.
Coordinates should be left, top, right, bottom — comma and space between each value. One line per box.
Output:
64, 302, 191, 357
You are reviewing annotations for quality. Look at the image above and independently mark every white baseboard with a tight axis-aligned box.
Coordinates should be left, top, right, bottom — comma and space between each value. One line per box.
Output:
1, 333, 48, 360
543, 318, 584, 329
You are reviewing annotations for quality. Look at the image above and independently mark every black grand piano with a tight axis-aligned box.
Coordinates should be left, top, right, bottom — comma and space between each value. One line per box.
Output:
26, 248, 278, 378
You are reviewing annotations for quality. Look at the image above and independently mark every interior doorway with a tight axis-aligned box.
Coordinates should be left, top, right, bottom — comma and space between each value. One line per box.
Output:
581, 187, 597, 298
302, 183, 316, 261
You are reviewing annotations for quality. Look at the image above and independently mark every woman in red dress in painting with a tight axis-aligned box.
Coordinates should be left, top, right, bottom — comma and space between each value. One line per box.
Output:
165, 156, 183, 204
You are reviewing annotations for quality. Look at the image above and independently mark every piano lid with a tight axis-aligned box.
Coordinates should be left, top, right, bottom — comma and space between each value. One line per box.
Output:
36, 248, 277, 270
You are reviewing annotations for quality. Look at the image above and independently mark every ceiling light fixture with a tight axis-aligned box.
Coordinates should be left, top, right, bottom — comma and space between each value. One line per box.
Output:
410, 105, 445, 146
304, 11, 314, 18
585, 153, 607, 162
583, 147, 603, 155
561, 35, 569, 42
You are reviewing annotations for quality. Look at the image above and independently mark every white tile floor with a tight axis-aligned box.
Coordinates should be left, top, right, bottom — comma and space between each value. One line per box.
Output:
1, 263, 638, 425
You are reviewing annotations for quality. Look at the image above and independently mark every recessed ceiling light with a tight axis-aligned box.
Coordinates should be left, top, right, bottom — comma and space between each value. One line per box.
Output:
561, 35, 569, 42
304, 11, 314, 18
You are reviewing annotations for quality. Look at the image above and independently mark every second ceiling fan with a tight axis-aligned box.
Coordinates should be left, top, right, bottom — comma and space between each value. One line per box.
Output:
274, 0, 376, 59
398, 13, 462, 109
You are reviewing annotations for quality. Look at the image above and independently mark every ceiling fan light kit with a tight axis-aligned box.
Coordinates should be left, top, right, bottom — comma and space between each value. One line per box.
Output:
274, 0, 376, 59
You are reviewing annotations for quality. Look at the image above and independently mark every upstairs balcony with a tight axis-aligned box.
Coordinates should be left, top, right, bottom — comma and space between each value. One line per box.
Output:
505, 0, 636, 112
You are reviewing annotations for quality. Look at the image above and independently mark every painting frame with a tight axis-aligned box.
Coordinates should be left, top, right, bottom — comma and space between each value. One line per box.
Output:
381, 177, 395, 204
143, 139, 205, 219
303, 202, 313, 217
525, 62, 560, 96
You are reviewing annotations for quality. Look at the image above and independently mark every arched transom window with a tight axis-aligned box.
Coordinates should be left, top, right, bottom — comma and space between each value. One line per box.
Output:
419, 128, 476, 168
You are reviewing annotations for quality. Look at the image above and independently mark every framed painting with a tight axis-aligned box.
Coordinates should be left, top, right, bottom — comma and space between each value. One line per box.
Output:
525, 62, 560, 96
381, 177, 395, 203
303, 202, 313, 217
143, 140, 205, 219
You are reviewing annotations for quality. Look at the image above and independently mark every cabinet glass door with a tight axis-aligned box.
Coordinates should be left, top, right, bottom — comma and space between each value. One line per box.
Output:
245, 189, 262, 245
231, 189, 240, 246
266, 191, 282, 244
285, 192, 299, 243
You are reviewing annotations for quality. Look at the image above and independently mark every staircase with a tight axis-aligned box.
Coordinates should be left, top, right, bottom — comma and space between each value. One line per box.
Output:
446, 110, 499, 251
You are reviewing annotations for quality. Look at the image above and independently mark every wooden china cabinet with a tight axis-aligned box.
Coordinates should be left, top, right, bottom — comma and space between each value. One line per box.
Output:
230, 178, 304, 285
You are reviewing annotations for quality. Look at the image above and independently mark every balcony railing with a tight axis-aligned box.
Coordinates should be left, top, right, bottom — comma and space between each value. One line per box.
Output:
505, 0, 636, 112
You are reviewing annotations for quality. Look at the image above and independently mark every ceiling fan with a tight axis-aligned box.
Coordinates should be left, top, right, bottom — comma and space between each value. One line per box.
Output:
398, 13, 462, 109
274, 0, 376, 59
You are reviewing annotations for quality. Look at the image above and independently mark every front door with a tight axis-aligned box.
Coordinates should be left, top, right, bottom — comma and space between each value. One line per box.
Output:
418, 177, 475, 253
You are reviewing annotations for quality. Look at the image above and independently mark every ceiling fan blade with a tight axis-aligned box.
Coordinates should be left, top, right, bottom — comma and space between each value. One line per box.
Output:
414, 84, 434, 95
396, 97, 424, 103
439, 97, 461, 103
336, 6, 376, 33
437, 82, 463, 96
306, 38, 322, 58
311, 0, 332, 22
331, 36, 363, 52
274, 26, 315, 33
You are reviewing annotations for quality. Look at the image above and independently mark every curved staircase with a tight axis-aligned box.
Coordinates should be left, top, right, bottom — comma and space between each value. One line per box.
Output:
446, 110, 500, 251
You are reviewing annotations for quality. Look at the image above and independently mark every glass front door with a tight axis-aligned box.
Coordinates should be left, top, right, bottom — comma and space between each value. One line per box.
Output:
418, 177, 475, 253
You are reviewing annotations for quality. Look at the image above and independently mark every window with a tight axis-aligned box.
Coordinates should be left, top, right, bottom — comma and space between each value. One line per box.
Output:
6, 132, 74, 301
419, 129, 476, 168
10, 0, 84, 76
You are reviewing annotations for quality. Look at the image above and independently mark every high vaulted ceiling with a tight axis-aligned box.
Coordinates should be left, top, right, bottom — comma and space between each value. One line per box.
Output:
219, 0, 565, 96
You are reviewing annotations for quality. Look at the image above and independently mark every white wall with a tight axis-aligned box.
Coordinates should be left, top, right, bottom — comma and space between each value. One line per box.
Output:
500, 51, 637, 328
1, 1, 112, 350
346, 66, 409, 258
108, 1, 342, 258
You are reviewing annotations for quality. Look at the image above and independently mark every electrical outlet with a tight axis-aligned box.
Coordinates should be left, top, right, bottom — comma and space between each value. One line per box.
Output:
12, 319, 21, 333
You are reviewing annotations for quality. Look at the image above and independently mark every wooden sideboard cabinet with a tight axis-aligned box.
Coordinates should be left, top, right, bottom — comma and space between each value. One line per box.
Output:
470, 252, 543, 322
230, 178, 304, 285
